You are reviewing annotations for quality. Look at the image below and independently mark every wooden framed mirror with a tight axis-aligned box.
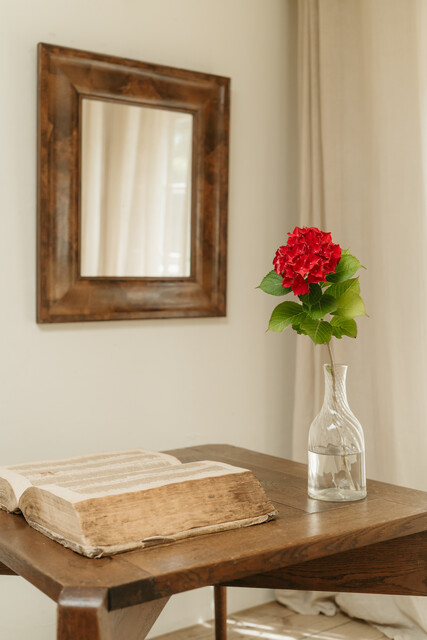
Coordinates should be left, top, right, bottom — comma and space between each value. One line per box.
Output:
37, 43, 229, 322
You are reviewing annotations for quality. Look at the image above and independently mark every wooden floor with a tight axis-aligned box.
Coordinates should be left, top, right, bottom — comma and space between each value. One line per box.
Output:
152, 600, 388, 640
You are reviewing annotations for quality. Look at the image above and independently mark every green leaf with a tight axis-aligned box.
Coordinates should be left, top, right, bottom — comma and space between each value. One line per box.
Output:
308, 294, 338, 320
268, 302, 307, 332
292, 324, 308, 336
308, 283, 322, 305
300, 318, 332, 344
257, 271, 292, 296
298, 283, 322, 308
326, 253, 364, 283
326, 277, 360, 299
335, 290, 366, 319
331, 326, 344, 339
330, 316, 358, 338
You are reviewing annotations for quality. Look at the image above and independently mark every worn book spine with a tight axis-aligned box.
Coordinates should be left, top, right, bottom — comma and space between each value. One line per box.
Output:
0, 449, 180, 513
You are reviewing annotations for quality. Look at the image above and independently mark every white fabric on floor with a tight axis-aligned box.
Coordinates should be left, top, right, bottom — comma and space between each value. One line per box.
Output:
276, 591, 427, 640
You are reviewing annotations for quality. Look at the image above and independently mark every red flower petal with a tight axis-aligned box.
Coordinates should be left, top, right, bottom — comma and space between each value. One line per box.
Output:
272, 227, 341, 290
291, 274, 309, 295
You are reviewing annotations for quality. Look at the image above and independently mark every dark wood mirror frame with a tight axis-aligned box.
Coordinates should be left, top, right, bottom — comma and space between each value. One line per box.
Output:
37, 43, 229, 323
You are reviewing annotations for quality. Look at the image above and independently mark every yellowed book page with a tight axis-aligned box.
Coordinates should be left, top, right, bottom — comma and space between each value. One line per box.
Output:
27, 460, 257, 501
0, 449, 180, 512
0, 469, 33, 512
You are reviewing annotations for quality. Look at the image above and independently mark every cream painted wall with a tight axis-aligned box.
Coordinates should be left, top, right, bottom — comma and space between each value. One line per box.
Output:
0, 0, 298, 637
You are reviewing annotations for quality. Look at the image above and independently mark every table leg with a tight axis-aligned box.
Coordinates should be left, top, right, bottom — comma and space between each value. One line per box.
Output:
57, 588, 168, 640
214, 585, 227, 640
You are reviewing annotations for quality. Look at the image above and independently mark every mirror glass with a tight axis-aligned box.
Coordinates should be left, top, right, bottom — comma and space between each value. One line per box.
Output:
81, 99, 193, 278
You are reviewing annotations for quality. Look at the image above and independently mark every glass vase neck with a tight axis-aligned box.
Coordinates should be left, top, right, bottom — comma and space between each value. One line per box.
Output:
323, 363, 349, 406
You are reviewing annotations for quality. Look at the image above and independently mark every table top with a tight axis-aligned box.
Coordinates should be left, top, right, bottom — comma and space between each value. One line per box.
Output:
0, 444, 426, 610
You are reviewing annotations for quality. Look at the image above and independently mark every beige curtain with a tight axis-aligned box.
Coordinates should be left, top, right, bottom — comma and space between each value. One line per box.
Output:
278, 1, 427, 637
293, 0, 427, 489
81, 100, 192, 278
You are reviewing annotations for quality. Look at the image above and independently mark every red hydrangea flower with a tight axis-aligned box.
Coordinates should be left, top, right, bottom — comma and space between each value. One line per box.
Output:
273, 227, 341, 295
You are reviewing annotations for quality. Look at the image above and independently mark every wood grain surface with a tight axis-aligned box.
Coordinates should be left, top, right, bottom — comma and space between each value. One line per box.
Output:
222, 531, 427, 596
0, 444, 425, 616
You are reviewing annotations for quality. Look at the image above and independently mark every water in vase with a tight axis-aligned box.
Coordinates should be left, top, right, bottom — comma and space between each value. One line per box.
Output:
308, 449, 366, 502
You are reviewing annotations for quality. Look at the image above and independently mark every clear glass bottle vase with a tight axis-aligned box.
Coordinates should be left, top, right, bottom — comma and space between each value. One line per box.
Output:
308, 364, 366, 502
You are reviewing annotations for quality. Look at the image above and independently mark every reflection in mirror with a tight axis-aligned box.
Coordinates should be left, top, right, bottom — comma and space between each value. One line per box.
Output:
81, 99, 193, 278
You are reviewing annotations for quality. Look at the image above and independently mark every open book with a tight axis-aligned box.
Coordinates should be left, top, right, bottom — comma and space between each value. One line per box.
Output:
0, 449, 276, 557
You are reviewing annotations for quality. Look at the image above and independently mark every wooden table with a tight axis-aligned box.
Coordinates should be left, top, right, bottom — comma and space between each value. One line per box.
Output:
0, 445, 425, 640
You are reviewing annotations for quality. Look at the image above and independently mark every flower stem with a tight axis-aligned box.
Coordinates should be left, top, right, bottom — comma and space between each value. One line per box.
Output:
327, 341, 336, 396
326, 341, 356, 491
